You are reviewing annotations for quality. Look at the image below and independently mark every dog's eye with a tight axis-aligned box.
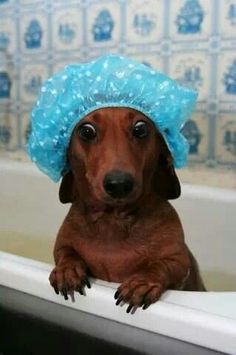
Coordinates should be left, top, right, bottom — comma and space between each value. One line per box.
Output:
132, 121, 149, 139
77, 123, 97, 142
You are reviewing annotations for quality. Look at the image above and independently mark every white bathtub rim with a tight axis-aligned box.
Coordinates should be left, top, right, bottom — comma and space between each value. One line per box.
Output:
1, 251, 236, 355
1, 251, 236, 318
1, 158, 236, 203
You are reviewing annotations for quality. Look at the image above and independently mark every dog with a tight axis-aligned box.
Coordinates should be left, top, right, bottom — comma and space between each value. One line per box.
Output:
49, 107, 205, 312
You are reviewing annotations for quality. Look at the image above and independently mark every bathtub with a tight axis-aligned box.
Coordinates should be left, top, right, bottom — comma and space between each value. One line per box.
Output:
0, 159, 236, 355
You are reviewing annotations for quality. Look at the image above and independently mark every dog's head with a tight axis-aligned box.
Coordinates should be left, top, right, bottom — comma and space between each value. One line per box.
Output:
59, 107, 180, 206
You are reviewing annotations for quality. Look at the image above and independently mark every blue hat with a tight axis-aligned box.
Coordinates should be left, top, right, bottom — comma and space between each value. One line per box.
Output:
27, 54, 197, 182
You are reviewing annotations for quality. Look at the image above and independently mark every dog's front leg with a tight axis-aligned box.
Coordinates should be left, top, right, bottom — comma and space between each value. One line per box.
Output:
49, 245, 91, 300
114, 245, 190, 312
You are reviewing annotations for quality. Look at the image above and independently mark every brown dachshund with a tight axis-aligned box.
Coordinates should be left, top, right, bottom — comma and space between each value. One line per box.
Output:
49, 107, 205, 312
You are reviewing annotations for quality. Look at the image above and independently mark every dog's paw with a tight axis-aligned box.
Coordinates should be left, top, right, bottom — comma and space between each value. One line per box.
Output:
49, 261, 91, 300
114, 275, 164, 313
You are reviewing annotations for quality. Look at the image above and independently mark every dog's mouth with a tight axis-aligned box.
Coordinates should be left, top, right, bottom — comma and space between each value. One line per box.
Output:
103, 195, 137, 206
95, 184, 142, 208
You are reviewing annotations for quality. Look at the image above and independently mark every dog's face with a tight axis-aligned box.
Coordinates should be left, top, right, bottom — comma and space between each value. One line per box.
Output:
60, 107, 180, 206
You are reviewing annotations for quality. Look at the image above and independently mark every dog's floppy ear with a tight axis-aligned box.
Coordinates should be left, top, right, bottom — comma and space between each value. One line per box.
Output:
59, 171, 75, 204
154, 134, 181, 200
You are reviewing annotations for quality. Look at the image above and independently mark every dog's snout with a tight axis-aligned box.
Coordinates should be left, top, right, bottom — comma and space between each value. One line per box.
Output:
103, 170, 134, 199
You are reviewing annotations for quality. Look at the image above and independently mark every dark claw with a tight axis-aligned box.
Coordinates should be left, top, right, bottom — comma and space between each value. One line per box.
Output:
84, 278, 91, 289
115, 296, 123, 306
70, 291, 75, 303
81, 278, 91, 288
76, 287, 84, 296
114, 290, 121, 300
131, 306, 138, 315
54, 286, 59, 295
142, 303, 151, 310
62, 289, 68, 300
126, 304, 134, 313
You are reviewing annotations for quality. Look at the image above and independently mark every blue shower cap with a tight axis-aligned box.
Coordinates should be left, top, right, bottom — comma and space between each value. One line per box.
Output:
27, 54, 197, 182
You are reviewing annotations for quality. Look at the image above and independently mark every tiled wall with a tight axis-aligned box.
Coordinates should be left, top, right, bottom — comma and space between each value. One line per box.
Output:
0, 0, 236, 170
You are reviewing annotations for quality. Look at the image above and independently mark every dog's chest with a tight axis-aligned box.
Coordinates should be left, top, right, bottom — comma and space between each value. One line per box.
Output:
73, 217, 148, 282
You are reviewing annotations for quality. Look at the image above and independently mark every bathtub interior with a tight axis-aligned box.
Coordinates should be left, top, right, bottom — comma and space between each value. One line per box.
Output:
0, 160, 236, 292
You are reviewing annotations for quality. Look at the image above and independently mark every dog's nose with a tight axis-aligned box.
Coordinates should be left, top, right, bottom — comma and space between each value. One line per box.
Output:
103, 170, 134, 199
